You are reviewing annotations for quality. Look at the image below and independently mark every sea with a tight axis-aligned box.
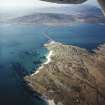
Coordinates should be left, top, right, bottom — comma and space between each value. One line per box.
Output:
0, 1, 105, 105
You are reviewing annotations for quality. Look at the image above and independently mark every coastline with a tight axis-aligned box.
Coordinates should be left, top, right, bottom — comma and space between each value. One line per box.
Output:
29, 41, 61, 105
31, 41, 54, 76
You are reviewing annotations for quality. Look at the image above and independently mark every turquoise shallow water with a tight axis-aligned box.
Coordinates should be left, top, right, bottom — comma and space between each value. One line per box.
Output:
0, 23, 105, 105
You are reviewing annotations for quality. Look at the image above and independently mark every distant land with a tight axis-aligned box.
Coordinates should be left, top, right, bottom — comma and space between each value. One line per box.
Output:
1, 5, 105, 26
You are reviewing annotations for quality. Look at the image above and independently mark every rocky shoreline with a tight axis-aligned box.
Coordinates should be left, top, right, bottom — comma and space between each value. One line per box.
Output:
24, 41, 105, 105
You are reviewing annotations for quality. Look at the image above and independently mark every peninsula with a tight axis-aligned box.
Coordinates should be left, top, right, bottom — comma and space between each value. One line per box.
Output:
25, 41, 105, 105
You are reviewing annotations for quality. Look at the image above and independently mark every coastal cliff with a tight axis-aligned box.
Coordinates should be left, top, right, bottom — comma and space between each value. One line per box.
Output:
25, 42, 105, 105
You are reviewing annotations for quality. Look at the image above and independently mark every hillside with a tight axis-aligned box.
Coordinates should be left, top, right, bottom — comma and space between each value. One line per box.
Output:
25, 42, 105, 105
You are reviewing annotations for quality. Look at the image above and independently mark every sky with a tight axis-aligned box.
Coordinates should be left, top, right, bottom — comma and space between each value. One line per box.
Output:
0, 0, 65, 17
0, 0, 98, 9
0, 0, 61, 9
0, 0, 99, 18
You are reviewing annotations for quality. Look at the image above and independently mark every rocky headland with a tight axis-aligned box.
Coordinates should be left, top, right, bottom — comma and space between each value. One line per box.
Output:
25, 41, 105, 105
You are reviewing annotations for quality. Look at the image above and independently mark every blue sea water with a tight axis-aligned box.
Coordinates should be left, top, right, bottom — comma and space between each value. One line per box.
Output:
0, 23, 105, 105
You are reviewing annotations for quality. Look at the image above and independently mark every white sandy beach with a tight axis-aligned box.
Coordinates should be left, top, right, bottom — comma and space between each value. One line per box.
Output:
31, 50, 53, 76
44, 50, 53, 65
47, 100, 56, 105
31, 41, 56, 76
